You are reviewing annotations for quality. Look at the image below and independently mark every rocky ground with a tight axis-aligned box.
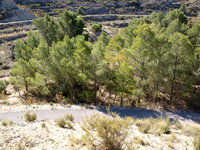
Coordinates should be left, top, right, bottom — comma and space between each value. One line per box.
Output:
0, 109, 198, 150
0, 92, 200, 150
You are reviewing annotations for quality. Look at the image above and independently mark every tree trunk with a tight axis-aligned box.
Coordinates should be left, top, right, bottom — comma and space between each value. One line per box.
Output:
112, 94, 118, 104
137, 96, 140, 104
121, 92, 124, 106
170, 56, 178, 104
25, 80, 28, 91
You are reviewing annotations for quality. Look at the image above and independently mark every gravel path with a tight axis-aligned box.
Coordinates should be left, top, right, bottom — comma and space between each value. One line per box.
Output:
0, 106, 199, 124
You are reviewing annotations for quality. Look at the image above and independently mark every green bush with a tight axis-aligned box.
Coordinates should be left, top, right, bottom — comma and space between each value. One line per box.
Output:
77, 7, 83, 15
136, 118, 152, 133
24, 111, 37, 122
66, 121, 73, 129
91, 23, 102, 32
41, 122, 46, 128
153, 117, 170, 135
0, 80, 9, 92
1, 119, 13, 126
118, 16, 124, 20
194, 134, 200, 150
81, 113, 132, 150
0, 15, 3, 21
110, 7, 115, 10
55, 118, 66, 128
136, 117, 171, 135
183, 125, 200, 137
65, 114, 74, 122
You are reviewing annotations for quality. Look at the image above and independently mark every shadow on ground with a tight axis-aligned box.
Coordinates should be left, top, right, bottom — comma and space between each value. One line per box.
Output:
95, 106, 200, 124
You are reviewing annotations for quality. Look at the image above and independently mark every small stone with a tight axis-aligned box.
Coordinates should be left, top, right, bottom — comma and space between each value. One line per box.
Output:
67, 104, 71, 108
89, 106, 95, 109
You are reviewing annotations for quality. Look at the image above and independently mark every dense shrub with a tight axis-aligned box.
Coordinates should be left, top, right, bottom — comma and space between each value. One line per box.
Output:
81, 113, 133, 150
183, 125, 200, 137
183, 124, 200, 150
65, 114, 74, 122
1, 119, 13, 126
136, 118, 152, 133
118, 16, 124, 20
194, 134, 200, 150
0, 15, 3, 21
153, 117, 170, 135
24, 111, 37, 122
77, 7, 83, 15
41, 122, 46, 128
91, 23, 102, 32
55, 118, 66, 128
0, 80, 9, 92
136, 117, 171, 135
66, 121, 73, 129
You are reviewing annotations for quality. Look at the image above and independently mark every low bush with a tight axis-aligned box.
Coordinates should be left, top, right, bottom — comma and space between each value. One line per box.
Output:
66, 121, 73, 129
81, 113, 132, 150
171, 120, 182, 130
50, 101, 53, 106
24, 111, 37, 122
1, 119, 13, 126
55, 118, 66, 128
65, 114, 74, 122
118, 16, 124, 20
77, 7, 83, 15
91, 23, 102, 32
183, 125, 200, 137
193, 134, 200, 150
153, 117, 170, 135
183, 124, 200, 150
0, 80, 8, 92
41, 122, 46, 128
0, 15, 3, 21
136, 118, 152, 133
136, 117, 171, 135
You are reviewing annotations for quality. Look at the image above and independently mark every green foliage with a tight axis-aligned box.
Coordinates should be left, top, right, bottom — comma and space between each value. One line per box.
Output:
66, 121, 73, 129
0, 80, 8, 92
149, 12, 165, 24
58, 10, 85, 39
91, 23, 102, 32
24, 111, 37, 122
136, 118, 152, 133
77, 7, 83, 15
64, 114, 74, 122
183, 125, 200, 137
179, 4, 185, 13
41, 122, 46, 128
193, 134, 200, 150
166, 9, 188, 24
0, 15, 3, 20
1, 119, 13, 126
55, 118, 66, 128
33, 10, 85, 45
11, 8, 200, 107
118, 16, 124, 20
33, 15, 57, 46
81, 113, 132, 150
152, 117, 170, 135
136, 117, 171, 135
